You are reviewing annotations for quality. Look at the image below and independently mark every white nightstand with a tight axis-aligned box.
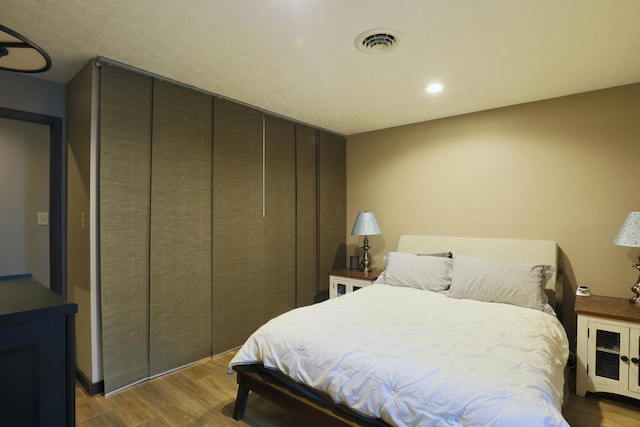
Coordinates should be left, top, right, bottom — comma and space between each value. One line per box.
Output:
575, 295, 640, 400
329, 268, 382, 299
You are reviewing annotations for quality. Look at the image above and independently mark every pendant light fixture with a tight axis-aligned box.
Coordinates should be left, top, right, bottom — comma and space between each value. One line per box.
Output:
0, 24, 51, 73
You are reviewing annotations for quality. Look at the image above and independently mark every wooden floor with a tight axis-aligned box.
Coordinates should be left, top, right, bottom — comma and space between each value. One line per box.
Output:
77, 352, 640, 427
562, 373, 640, 427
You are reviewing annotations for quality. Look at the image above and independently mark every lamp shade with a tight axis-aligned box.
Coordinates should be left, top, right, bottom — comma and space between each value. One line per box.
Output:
613, 212, 640, 248
351, 211, 381, 236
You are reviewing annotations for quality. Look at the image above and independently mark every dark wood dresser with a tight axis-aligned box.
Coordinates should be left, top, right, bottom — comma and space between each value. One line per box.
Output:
0, 278, 78, 426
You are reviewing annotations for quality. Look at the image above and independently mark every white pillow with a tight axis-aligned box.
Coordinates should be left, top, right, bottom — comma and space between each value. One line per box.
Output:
382, 252, 452, 292
448, 255, 547, 311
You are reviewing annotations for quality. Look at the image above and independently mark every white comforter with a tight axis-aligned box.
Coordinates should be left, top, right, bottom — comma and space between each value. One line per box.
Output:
230, 284, 569, 427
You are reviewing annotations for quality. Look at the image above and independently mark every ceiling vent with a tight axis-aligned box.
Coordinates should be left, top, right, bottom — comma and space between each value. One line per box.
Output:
355, 28, 402, 54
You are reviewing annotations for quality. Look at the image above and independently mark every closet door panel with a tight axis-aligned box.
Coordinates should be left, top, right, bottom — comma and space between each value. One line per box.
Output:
213, 98, 263, 353
263, 115, 296, 321
99, 66, 152, 393
295, 125, 318, 306
149, 80, 213, 375
318, 131, 346, 300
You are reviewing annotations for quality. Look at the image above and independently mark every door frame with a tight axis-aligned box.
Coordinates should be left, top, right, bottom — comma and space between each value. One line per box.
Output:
0, 106, 65, 297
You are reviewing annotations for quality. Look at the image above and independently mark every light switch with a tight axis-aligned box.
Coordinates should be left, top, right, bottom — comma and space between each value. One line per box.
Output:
37, 212, 49, 226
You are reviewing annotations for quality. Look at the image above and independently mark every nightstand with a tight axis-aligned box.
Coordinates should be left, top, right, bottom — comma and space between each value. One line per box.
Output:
575, 295, 640, 400
329, 268, 383, 299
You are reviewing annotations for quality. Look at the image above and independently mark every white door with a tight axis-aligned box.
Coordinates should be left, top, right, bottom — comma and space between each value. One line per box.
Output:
588, 322, 629, 391
629, 328, 640, 393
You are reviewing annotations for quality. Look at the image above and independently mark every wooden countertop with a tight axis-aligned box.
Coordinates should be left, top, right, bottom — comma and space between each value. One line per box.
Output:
574, 294, 640, 323
329, 268, 383, 280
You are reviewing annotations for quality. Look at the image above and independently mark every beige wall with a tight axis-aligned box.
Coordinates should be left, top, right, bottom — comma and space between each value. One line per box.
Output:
0, 69, 66, 290
0, 118, 50, 286
347, 83, 640, 333
67, 61, 99, 383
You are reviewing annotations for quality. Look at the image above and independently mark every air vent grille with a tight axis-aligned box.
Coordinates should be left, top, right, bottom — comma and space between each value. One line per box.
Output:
355, 28, 402, 54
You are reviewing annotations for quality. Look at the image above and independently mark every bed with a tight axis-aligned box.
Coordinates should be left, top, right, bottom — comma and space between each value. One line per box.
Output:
229, 235, 570, 426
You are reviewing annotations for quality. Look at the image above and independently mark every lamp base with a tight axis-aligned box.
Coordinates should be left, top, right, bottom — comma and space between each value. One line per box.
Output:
628, 262, 640, 304
360, 235, 372, 273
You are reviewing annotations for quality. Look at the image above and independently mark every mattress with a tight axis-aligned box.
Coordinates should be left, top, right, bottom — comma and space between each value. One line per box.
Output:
230, 284, 569, 426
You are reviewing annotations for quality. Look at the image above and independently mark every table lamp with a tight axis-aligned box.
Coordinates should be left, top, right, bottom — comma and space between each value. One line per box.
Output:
351, 211, 381, 273
613, 212, 640, 303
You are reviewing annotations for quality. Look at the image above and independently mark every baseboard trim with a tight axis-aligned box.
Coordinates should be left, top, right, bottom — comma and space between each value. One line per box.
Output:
76, 368, 104, 396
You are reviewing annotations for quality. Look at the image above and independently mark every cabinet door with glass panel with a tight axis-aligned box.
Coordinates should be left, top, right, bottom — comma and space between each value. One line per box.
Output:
328, 269, 382, 299
586, 320, 640, 398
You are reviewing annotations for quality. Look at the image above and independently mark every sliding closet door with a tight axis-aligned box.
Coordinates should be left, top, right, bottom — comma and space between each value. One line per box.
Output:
149, 80, 213, 376
99, 66, 152, 394
263, 115, 296, 321
318, 130, 346, 299
212, 98, 263, 353
296, 125, 318, 306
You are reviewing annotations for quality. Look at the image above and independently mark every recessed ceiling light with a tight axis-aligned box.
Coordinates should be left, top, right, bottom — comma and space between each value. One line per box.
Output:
355, 28, 402, 54
426, 83, 443, 94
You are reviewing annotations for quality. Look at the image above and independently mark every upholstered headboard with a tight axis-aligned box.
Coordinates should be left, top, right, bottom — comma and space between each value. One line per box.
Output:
397, 235, 559, 302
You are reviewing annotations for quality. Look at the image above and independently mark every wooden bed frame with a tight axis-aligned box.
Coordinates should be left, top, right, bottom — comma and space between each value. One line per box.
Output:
232, 365, 389, 426
231, 235, 560, 424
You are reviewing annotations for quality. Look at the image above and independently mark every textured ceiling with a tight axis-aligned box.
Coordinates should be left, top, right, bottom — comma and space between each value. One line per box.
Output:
1, 0, 640, 135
